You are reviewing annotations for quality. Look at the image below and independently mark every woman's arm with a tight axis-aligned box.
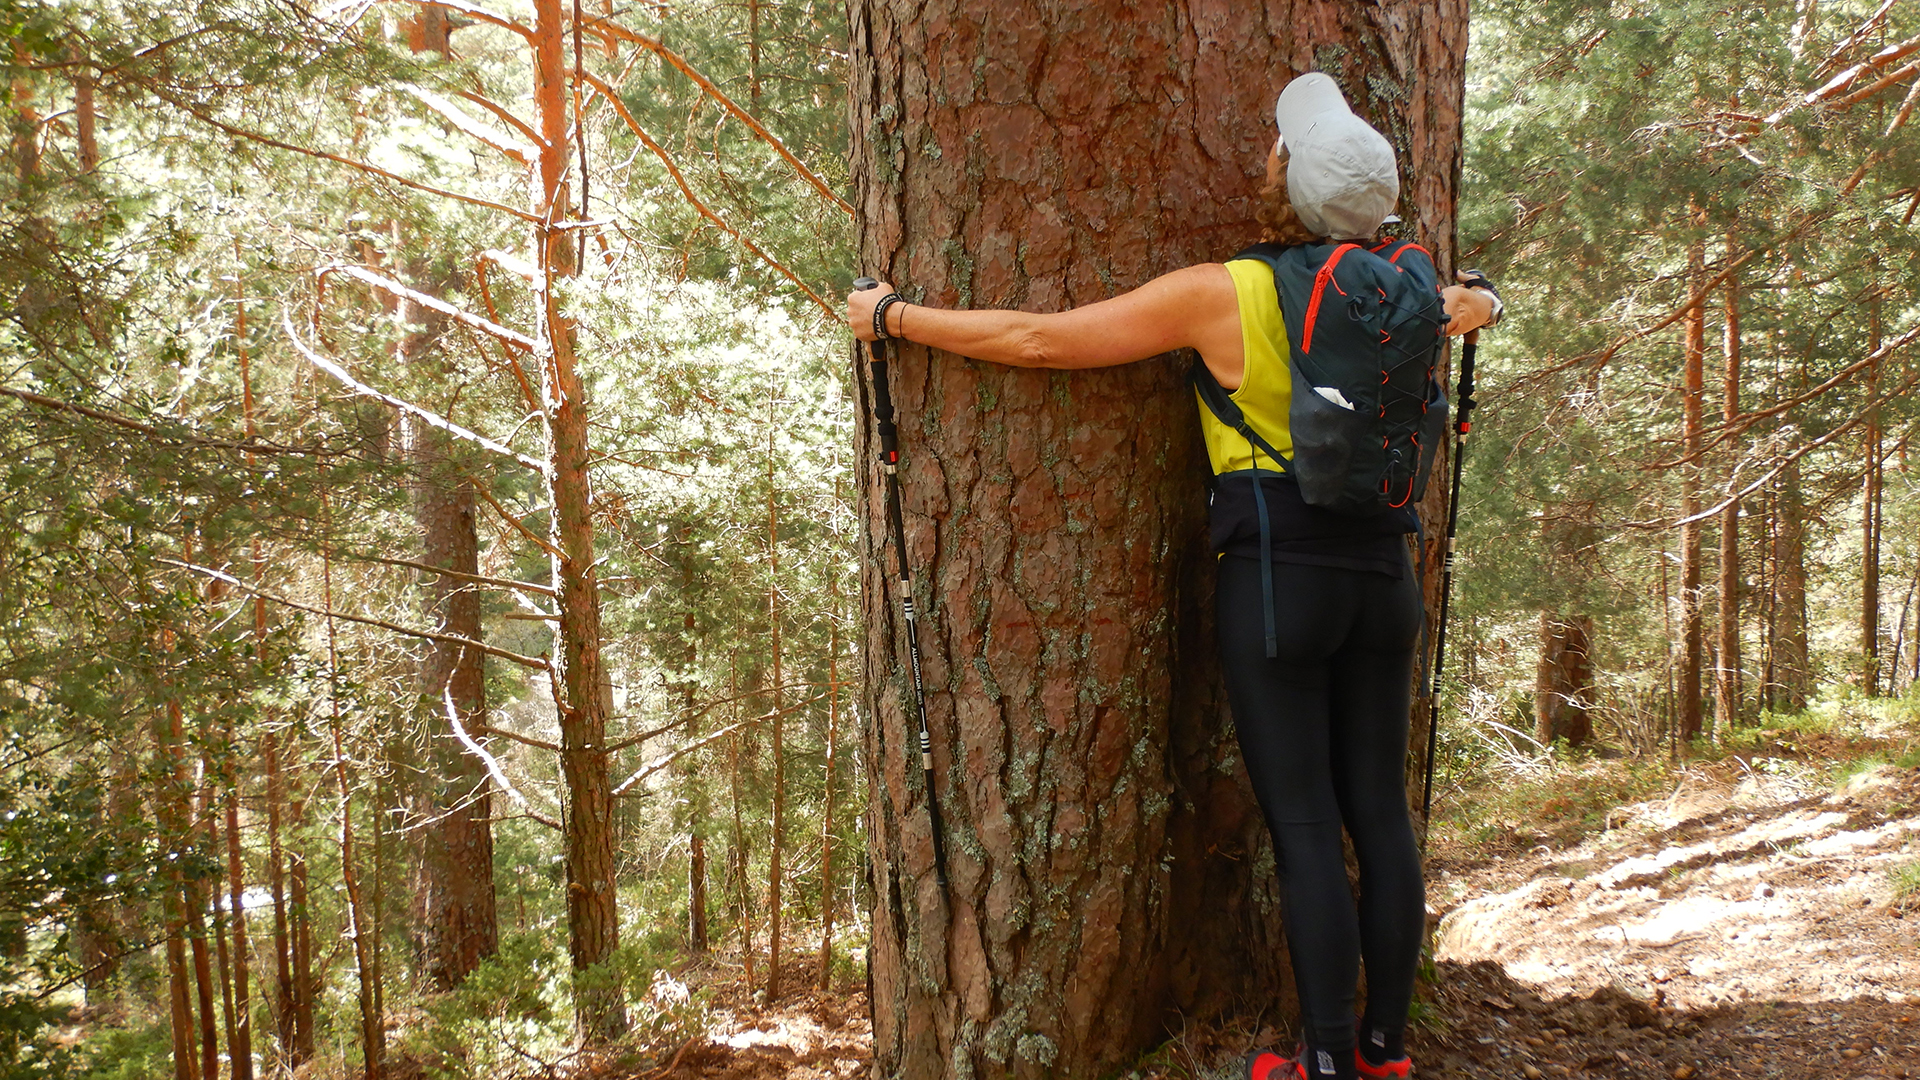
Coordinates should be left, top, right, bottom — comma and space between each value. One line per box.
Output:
845, 262, 1499, 374
848, 264, 1242, 370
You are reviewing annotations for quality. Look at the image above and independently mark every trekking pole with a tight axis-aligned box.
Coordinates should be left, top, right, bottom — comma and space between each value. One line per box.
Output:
1422, 329, 1478, 823
854, 277, 951, 893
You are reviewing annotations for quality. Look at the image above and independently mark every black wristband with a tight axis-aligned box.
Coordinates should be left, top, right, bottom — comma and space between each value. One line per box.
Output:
873, 293, 903, 340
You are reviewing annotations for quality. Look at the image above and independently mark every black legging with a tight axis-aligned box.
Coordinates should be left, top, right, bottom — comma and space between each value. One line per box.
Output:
1216, 554, 1427, 1055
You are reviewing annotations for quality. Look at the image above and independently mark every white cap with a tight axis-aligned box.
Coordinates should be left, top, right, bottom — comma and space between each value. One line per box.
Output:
1273, 73, 1399, 240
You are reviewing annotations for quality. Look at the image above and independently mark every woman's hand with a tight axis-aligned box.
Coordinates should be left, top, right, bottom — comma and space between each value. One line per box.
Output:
1441, 270, 1503, 336
847, 280, 902, 342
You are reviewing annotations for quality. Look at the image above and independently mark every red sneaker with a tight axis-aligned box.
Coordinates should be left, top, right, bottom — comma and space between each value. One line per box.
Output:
1354, 1047, 1412, 1079
1246, 1050, 1305, 1080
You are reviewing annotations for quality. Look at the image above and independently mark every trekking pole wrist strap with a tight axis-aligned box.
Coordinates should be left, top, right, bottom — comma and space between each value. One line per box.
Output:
873, 292, 904, 340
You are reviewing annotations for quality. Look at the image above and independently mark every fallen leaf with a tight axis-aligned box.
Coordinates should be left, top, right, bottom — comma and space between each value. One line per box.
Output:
1673, 1066, 1695, 1080
1484, 995, 1515, 1011
1843, 1048, 1863, 1059
1522, 1066, 1542, 1080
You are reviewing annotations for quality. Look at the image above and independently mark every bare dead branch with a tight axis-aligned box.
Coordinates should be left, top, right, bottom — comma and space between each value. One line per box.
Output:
285, 314, 549, 474
445, 689, 563, 829
473, 720, 562, 753
317, 264, 536, 350
1768, 31, 1920, 123
161, 559, 552, 670
454, 90, 545, 149
578, 20, 852, 216
400, 84, 535, 163
1635, 363, 1920, 530
610, 691, 829, 797
582, 70, 835, 319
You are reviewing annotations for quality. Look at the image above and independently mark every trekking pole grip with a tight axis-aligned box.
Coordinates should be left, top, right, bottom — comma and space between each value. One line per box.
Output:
854, 276, 888, 361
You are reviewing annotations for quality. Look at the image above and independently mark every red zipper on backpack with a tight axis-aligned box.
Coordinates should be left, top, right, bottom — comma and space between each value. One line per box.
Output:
1301, 243, 1360, 354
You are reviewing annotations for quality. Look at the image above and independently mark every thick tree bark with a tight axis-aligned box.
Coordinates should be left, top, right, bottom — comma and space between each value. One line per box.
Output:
1714, 242, 1741, 741
1534, 613, 1594, 747
850, 4, 1466, 1075
394, 24, 500, 994
1677, 233, 1706, 744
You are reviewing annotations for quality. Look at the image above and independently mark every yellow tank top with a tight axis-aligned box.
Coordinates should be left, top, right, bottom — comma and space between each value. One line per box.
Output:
1197, 259, 1292, 474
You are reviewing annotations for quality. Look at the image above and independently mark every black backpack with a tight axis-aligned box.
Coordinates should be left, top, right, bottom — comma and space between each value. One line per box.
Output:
1193, 238, 1449, 516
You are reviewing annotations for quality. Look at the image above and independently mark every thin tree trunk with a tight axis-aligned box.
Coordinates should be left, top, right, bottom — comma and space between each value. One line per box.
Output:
1773, 458, 1811, 710
531, 0, 622, 1038
851, 3, 1467, 1073
239, 305, 296, 1061
1677, 230, 1707, 744
156, 693, 201, 1080
689, 833, 709, 952
1862, 271, 1882, 695
764, 415, 785, 1002
728, 653, 755, 992
289, 801, 314, 1066
71, 49, 98, 172
818, 556, 842, 991
1714, 237, 1742, 741
321, 487, 384, 1080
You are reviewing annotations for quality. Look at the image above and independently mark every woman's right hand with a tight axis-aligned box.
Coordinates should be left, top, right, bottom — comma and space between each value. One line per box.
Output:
848, 280, 899, 342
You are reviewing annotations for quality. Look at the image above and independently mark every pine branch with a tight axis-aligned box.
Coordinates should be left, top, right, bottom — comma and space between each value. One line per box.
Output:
1652, 319, 1920, 468
148, 85, 543, 223
0, 385, 329, 456
582, 70, 836, 319
578, 19, 852, 216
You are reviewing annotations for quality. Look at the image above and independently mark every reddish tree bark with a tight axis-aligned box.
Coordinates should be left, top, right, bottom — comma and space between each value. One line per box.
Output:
850, 3, 1466, 1075
1535, 613, 1594, 747
1677, 232, 1707, 744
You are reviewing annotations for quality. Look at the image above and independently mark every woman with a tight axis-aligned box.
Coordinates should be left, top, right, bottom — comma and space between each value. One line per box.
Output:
848, 73, 1499, 1080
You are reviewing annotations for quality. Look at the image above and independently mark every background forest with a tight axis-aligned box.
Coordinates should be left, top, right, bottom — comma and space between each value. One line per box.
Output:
2, 1, 1916, 1079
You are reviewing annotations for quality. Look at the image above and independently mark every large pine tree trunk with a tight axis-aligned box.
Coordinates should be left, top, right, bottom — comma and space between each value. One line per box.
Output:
396, 14, 498, 993
850, 4, 1466, 1075
1534, 613, 1594, 747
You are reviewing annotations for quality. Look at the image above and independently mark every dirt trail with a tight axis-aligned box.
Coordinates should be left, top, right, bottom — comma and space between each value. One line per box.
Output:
1420, 763, 1920, 1078
640, 765, 1920, 1079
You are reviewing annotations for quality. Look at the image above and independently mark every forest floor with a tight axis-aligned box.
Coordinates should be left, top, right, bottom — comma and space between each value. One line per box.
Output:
637, 725, 1920, 1080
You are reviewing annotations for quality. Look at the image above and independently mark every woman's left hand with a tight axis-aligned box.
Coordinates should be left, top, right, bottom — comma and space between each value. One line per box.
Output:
848, 280, 899, 342
1441, 271, 1502, 336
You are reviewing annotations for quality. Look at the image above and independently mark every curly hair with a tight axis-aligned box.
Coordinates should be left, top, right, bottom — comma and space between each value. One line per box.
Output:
1256, 155, 1324, 247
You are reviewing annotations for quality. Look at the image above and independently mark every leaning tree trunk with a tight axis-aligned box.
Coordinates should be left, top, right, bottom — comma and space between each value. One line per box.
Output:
849, 4, 1466, 1076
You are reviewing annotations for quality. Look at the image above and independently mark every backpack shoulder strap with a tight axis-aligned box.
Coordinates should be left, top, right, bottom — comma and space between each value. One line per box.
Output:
1188, 356, 1289, 474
